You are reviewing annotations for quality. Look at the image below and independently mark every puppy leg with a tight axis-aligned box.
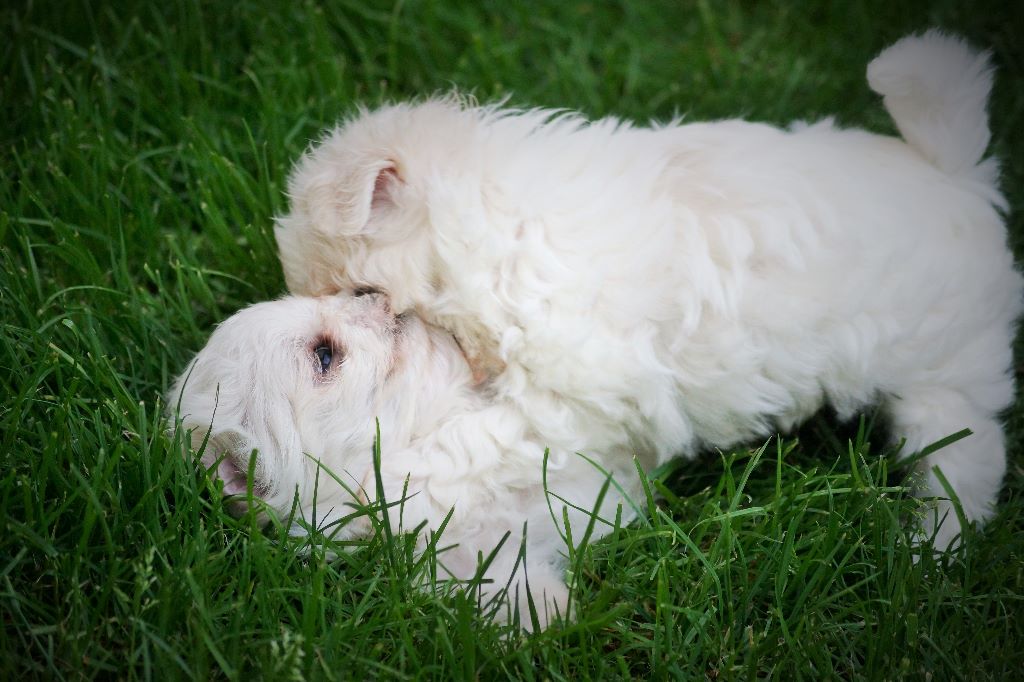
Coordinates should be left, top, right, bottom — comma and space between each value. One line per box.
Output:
472, 555, 570, 631
510, 561, 571, 630
368, 406, 576, 626
886, 386, 1008, 550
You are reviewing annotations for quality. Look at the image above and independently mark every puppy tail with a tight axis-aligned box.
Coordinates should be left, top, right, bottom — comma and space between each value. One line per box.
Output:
867, 29, 995, 177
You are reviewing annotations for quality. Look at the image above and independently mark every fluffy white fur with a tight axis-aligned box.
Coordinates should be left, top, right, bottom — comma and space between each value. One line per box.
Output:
173, 31, 1021, 627
170, 294, 608, 624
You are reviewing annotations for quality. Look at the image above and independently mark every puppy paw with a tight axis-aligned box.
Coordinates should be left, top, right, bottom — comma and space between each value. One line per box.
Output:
910, 498, 967, 555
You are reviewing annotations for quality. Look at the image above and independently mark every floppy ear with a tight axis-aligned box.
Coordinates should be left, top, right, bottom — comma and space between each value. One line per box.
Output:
310, 159, 401, 236
190, 426, 245, 468
370, 164, 400, 213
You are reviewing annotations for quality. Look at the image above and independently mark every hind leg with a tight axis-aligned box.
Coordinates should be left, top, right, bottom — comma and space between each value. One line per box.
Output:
886, 386, 1008, 550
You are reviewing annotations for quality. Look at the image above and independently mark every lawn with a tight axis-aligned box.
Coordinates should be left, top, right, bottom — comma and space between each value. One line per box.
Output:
2, 0, 1023, 679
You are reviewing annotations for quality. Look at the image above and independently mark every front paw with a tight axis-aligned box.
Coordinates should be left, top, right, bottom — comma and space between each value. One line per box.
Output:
910, 498, 968, 554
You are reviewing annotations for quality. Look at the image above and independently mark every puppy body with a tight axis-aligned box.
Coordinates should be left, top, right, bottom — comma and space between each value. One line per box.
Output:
275, 30, 1021, 558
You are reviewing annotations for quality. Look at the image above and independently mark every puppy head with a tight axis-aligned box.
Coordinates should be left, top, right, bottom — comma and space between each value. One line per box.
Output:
274, 98, 491, 309
167, 292, 464, 535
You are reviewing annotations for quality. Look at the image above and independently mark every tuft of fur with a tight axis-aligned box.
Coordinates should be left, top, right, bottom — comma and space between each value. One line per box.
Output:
172, 31, 1022, 628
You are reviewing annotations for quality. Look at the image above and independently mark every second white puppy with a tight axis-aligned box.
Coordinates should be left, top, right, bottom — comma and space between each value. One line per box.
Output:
276, 29, 1021, 560
170, 292, 597, 625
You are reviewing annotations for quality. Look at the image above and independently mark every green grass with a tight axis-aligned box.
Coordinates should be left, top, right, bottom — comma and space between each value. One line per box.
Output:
3, 0, 1023, 678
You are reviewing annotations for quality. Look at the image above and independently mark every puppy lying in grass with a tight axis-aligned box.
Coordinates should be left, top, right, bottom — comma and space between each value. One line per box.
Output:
170, 292, 616, 626
171, 31, 1021, 628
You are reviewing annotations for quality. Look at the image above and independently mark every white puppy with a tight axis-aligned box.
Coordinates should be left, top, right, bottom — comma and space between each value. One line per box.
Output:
170, 293, 618, 624
174, 32, 1020, 626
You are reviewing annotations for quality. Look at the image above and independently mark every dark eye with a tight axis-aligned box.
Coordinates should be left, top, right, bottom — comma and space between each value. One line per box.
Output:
353, 286, 380, 297
314, 345, 333, 373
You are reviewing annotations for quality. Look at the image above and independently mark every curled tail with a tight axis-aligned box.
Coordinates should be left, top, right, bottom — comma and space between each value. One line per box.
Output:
867, 30, 995, 177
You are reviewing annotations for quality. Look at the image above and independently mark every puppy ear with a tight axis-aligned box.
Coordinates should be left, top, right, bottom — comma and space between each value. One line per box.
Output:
316, 160, 401, 236
192, 427, 245, 467
371, 164, 400, 213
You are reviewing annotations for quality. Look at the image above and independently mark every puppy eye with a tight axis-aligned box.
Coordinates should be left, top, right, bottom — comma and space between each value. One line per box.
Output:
353, 286, 380, 297
314, 345, 333, 373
